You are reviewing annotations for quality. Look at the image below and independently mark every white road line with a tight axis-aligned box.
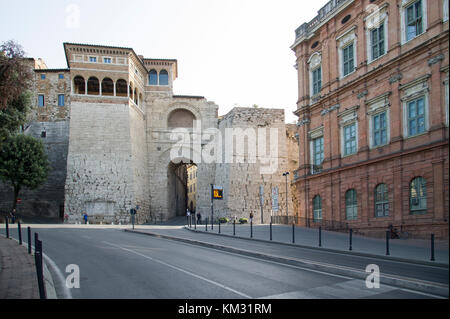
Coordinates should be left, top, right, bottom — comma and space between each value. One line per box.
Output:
102, 241, 252, 299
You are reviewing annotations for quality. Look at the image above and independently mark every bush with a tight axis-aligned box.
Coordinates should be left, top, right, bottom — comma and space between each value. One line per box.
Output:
218, 217, 229, 224
239, 218, 248, 224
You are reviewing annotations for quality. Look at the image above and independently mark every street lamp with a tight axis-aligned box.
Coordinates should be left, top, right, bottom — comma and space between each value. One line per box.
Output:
282, 172, 290, 221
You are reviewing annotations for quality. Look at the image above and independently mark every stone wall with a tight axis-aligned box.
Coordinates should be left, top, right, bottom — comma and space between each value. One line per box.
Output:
213, 107, 294, 224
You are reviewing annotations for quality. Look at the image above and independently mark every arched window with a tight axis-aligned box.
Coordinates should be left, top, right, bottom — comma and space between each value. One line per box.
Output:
149, 69, 157, 85
134, 88, 138, 105
345, 189, 358, 220
87, 76, 100, 95
129, 82, 134, 100
116, 79, 128, 97
313, 195, 322, 222
410, 177, 427, 215
375, 184, 389, 217
159, 69, 169, 86
168, 109, 196, 128
73, 76, 85, 94
101, 78, 114, 96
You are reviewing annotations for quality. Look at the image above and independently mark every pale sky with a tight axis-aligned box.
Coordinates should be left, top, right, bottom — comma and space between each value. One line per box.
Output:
0, 0, 328, 123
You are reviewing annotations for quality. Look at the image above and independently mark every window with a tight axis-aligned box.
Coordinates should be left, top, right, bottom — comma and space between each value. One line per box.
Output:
410, 177, 427, 214
73, 76, 86, 95
312, 66, 322, 96
342, 43, 354, 77
407, 96, 426, 136
312, 136, 324, 172
313, 195, 322, 221
58, 74, 64, 79
58, 94, 65, 107
343, 123, 357, 155
371, 24, 385, 60
89, 56, 97, 63
444, 0, 449, 22
87, 77, 100, 95
375, 184, 389, 217
38, 95, 44, 107
149, 70, 157, 85
406, 0, 424, 41
103, 57, 112, 64
40, 74, 46, 80
345, 189, 358, 220
373, 112, 388, 147
159, 69, 169, 86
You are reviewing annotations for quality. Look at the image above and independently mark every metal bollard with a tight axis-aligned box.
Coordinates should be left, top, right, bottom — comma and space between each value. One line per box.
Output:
34, 239, 46, 299
292, 223, 295, 244
5, 216, 9, 239
205, 218, 208, 232
270, 222, 272, 241
34, 233, 39, 254
250, 220, 253, 238
386, 231, 390, 256
27, 227, 31, 254
319, 227, 322, 247
233, 220, 236, 236
18, 221, 22, 245
349, 229, 353, 251
431, 234, 435, 261
194, 215, 197, 230
218, 220, 221, 234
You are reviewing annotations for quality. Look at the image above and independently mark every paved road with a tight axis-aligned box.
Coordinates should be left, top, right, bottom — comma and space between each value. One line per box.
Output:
0, 226, 445, 299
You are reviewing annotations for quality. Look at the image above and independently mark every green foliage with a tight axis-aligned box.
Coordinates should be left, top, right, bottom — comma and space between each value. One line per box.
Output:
239, 218, 248, 224
219, 217, 229, 224
0, 134, 50, 209
0, 92, 32, 144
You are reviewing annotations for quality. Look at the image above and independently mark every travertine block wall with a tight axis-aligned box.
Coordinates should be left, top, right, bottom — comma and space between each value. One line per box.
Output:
64, 100, 138, 224
213, 108, 294, 224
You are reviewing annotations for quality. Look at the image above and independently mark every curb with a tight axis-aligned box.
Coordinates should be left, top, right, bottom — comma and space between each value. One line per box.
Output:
125, 229, 449, 298
184, 226, 449, 268
4, 235, 58, 299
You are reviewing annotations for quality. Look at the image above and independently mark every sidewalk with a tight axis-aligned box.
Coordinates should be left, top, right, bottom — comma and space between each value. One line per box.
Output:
183, 223, 449, 264
0, 236, 39, 299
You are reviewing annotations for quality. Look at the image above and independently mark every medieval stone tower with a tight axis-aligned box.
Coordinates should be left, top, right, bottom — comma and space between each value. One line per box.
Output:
0, 42, 298, 225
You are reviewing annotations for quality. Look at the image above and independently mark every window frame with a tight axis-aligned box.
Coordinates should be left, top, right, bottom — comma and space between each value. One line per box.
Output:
343, 122, 357, 156
313, 195, 323, 222
345, 189, 358, 220
410, 177, 427, 215
58, 94, 65, 107
406, 96, 427, 137
312, 66, 322, 96
89, 56, 97, 63
337, 27, 357, 79
38, 94, 45, 107
372, 111, 388, 147
40, 74, 46, 80
401, 0, 427, 44
342, 43, 355, 77
375, 184, 389, 217
103, 57, 112, 64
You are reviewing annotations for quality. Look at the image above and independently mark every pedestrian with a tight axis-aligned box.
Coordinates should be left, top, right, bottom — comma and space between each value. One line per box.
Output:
11, 209, 16, 224
186, 208, 191, 217
197, 212, 201, 224
83, 212, 88, 224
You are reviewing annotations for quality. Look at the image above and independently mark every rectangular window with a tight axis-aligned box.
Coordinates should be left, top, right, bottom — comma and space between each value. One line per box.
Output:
59, 74, 64, 79
38, 95, 44, 107
371, 24, 385, 60
89, 56, 97, 63
344, 123, 357, 155
58, 94, 65, 107
312, 136, 324, 172
104, 57, 112, 64
312, 67, 322, 96
406, 0, 423, 41
40, 74, 46, 80
373, 112, 387, 147
407, 97, 426, 136
343, 43, 354, 77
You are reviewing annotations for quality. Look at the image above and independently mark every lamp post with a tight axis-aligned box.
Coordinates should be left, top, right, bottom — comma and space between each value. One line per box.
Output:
282, 172, 290, 222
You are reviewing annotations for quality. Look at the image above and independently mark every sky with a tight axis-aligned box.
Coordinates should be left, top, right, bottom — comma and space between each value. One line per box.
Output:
0, 0, 329, 123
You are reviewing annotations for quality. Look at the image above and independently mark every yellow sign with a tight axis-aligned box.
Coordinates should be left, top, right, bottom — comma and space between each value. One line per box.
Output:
212, 185, 223, 200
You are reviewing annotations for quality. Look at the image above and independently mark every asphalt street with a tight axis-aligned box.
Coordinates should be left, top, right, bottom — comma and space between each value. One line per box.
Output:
0, 226, 445, 299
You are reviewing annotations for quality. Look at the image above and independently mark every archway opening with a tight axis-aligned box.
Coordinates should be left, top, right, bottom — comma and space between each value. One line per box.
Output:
168, 109, 196, 128
167, 160, 197, 218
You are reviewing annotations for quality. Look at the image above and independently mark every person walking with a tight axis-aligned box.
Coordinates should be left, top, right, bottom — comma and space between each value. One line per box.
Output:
83, 212, 88, 224
197, 212, 202, 224
10, 209, 16, 224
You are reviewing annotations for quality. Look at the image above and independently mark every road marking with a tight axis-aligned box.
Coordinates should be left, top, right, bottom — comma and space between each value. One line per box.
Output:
102, 241, 252, 299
